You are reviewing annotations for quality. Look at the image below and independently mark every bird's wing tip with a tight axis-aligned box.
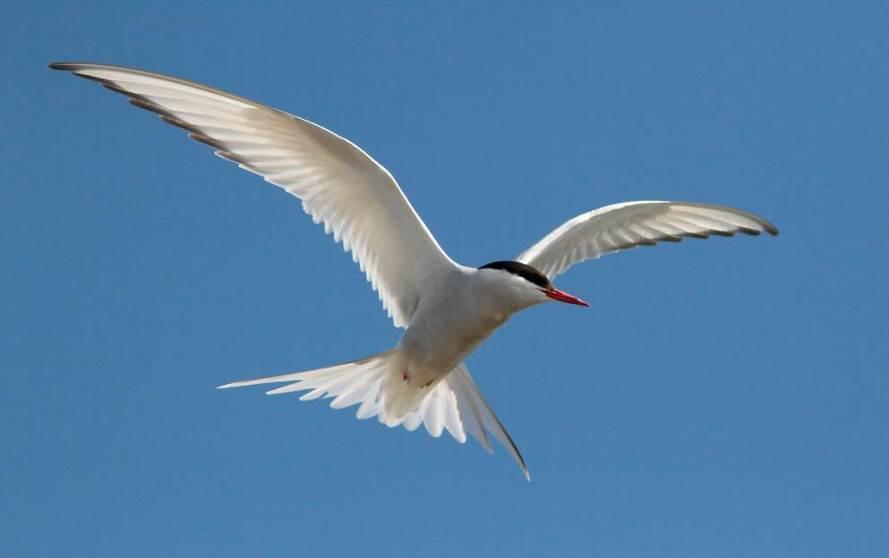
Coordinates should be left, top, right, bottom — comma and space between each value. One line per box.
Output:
49, 61, 79, 70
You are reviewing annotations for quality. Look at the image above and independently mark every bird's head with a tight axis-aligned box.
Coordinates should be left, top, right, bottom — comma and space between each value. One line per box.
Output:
477, 260, 589, 309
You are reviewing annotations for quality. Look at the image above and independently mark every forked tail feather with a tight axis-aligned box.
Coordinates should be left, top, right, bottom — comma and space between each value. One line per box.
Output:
218, 350, 529, 479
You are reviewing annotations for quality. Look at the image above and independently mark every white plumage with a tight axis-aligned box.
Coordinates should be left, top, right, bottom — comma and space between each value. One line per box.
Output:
519, 201, 778, 279
51, 62, 778, 479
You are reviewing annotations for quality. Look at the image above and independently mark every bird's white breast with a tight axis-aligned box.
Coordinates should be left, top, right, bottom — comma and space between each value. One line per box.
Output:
397, 267, 520, 386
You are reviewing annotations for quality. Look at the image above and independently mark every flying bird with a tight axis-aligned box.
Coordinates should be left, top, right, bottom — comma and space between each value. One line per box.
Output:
50, 62, 778, 479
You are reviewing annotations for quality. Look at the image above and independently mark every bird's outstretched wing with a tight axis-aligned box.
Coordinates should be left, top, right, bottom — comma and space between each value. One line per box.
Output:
518, 201, 778, 279
50, 62, 456, 328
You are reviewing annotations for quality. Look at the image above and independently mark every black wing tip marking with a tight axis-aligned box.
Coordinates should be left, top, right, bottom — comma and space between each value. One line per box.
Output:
189, 133, 228, 151
667, 202, 780, 238
49, 61, 143, 73
50, 61, 107, 70
51, 62, 257, 176
49, 61, 243, 161
620, 221, 778, 253
732, 222, 779, 237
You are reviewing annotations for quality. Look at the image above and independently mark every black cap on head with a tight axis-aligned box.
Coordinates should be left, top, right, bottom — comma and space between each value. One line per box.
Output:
478, 260, 551, 289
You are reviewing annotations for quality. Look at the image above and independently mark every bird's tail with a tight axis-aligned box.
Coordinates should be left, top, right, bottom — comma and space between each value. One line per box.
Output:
219, 351, 529, 479
219, 348, 433, 427
218, 349, 403, 422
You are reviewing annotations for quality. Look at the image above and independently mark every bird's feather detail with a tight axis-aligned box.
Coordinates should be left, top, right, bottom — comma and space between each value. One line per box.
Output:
518, 201, 778, 279
49, 61, 456, 328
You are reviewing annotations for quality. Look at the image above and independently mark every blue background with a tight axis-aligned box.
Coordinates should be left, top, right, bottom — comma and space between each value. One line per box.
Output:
3, 2, 887, 557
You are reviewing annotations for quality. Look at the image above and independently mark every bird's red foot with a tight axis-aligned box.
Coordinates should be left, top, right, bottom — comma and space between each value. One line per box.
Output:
402, 369, 409, 383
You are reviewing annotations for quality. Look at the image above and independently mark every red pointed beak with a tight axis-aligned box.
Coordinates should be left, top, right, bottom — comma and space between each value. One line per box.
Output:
543, 287, 589, 307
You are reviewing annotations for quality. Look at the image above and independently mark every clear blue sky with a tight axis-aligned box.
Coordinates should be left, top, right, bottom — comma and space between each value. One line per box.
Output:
3, 2, 887, 557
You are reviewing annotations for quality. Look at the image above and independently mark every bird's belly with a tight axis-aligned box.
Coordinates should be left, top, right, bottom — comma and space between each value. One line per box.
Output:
398, 304, 507, 386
